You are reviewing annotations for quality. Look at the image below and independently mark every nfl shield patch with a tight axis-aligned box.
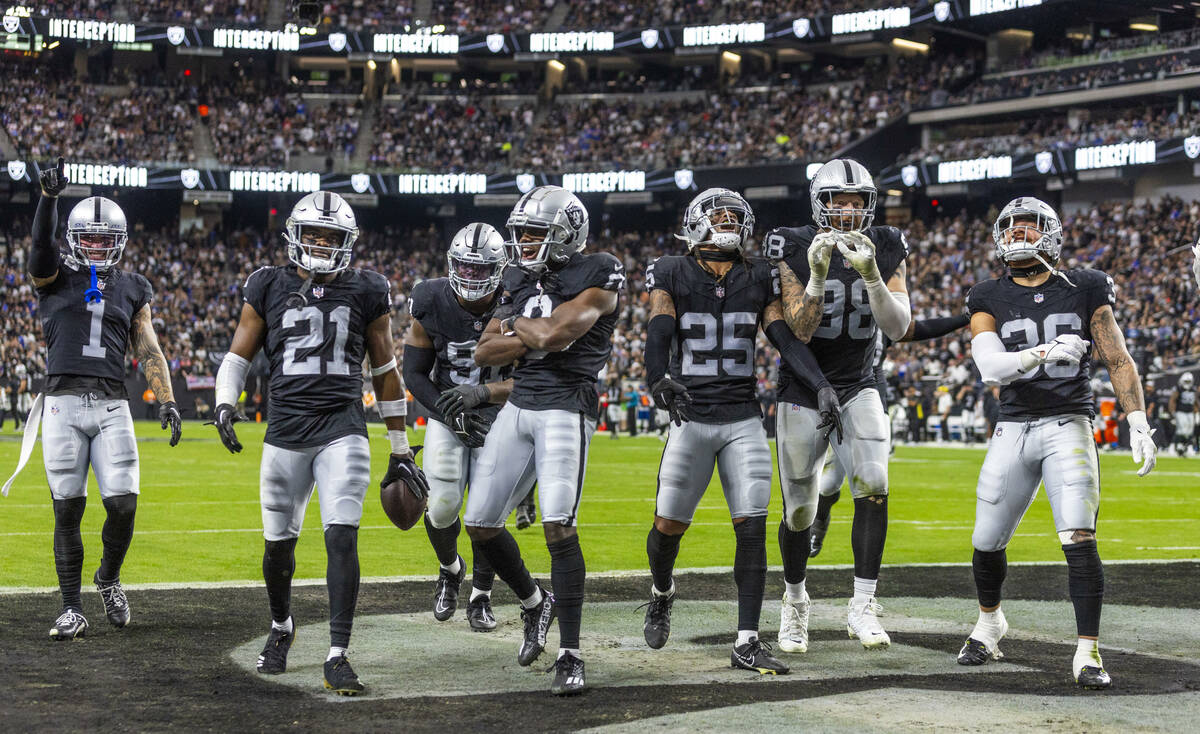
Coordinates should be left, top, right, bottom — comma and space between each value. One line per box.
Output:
715, 286, 725, 298
1033, 293, 1044, 303
474, 321, 483, 331
312, 286, 324, 299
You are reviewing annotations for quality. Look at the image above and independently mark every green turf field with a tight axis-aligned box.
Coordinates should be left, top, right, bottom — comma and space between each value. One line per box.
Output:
0, 421, 1196, 587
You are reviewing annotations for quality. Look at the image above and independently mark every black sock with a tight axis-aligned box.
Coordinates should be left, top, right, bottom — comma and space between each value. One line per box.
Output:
548, 534, 586, 649
778, 520, 811, 584
733, 516, 767, 632
646, 526, 682, 593
263, 537, 298, 624
815, 490, 841, 525
473, 528, 537, 601
424, 514, 460, 568
851, 496, 888, 580
53, 497, 87, 611
325, 524, 360, 649
470, 537, 495, 592
972, 548, 1007, 608
1063, 540, 1104, 637
98, 494, 137, 581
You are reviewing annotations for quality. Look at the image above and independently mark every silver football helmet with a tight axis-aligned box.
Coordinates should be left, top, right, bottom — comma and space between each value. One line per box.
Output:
284, 191, 359, 274
65, 196, 128, 271
1181, 372, 1195, 390
677, 187, 755, 253
992, 196, 1063, 266
448, 222, 507, 301
505, 185, 588, 273
810, 159, 877, 232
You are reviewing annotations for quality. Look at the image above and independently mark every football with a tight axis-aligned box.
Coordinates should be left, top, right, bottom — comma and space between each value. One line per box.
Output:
380, 451, 427, 531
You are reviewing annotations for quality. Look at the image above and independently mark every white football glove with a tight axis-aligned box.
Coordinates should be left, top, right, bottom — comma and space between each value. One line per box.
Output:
808, 232, 838, 280
1127, 410, 1157, 477
1191, 243, 1200, 290
1020, 334, 1089, 372
836, 230, 882, 282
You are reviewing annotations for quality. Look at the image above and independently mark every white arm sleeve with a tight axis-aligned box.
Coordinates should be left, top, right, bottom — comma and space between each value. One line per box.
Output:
971, 331, 1042, 387
863, 278, 911, 342
215, 352, 251, 406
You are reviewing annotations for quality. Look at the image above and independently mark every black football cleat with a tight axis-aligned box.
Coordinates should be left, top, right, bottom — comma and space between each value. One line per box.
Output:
809, 513, 830, 558
257, 621, 295, 675
433, 556, 466, 622
515, 500, 537, 531
49, 608, 88, 641
323, 655, 365, 696
94, 570, 131, 628
549, 652, 586, 696
641, 591, 675, 650
1076, 665, 1112, 690
517, 586, 556, 666
957, 637, 1002, 666
466, 596, 497, 632
731, 638, 790, 675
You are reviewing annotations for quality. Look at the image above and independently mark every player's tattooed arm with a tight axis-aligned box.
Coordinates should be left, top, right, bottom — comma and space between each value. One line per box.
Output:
367, 312, 406, 432
648, 287, 675, 320
130, 304, 175, 403
1091, 304, 1145, 413
777, 260, 823, 342
511, 287, 618, 352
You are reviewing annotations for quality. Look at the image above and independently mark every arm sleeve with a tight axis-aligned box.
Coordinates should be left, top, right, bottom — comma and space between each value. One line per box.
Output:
644, 313, 675, 387
402, 343, 445, 423
911, 313, 970, 341
766, 320, 831, 393
971, 331, 1040, 387
29, 194, 61, 278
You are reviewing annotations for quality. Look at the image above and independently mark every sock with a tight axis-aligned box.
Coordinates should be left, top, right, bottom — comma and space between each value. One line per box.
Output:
470, 587, 491, 602
1063, 540, 1104, 638
520, 588, 543, 609
785, 579, 807, 602
970, 607, 1004, 646
646, 526, 682, 594
778, 520, 811, 585
98, 493, 137, 581
474, 528, 538, 603
652, 581, 675, 598
441, 557, 463, 575
736, 629, 757, 646
972, 548, 1007, 608
470, 537, 495, 593
548, 534, 586, 650
327, 645, 347, 662
852, 576, 877, 601
557, 647, 581, 659
815, 489, 841, 525
325, 525, 360, 650
271, 616, 294, 633
263, 537, 298, 624
424, 514, 461, 569
1074, 638, 1102, 668
851, 495, 888, 580
52, 497, 87, 611
733, 516, 767, 634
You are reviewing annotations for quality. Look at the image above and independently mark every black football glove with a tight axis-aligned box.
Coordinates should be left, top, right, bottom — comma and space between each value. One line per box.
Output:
159, 400, 182, 447
381, 446, 430, 500
816, 386, 844, 444
451, 412, 490, 449
206, 403, 244, 454
650, 376, 692, 427
435, 384, 491, 421
40, 156, 68, 197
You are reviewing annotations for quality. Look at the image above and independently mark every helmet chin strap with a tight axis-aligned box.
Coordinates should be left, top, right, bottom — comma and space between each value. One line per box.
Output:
1008, 250, 1074, 287
696, 248, 740, 262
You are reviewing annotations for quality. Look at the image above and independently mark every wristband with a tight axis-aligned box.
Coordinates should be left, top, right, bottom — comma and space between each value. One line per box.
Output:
388, 429, 410, 455
378, 399, 406, 418
370, 357, 397, 376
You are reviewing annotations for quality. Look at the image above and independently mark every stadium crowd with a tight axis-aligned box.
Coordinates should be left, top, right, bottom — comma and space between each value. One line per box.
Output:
126, 0, 270, 26
369, 95, 535, 173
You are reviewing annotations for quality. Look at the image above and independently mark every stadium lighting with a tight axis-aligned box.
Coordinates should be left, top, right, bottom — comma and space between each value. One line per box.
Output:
366, 59, 377, 70
722, 50, 741, 63
547, 59, 566, 72
892, 38, 929, 52
1129, 22, 1158, 32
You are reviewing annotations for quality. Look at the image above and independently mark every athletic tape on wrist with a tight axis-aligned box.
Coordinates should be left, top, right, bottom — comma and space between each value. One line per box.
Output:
388, 429, 410, 455
378, 399, 406, 418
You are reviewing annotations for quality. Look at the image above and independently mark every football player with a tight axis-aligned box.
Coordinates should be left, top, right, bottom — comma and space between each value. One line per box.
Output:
958, 197, 1156, 689
639, 188, 839, 675
768, 159, 910, 653
25, 157, 182, 640
403, 222, 534, 631
212, 191, 428, 696
467, 185, 624, 696
1168, 372, 1196, 456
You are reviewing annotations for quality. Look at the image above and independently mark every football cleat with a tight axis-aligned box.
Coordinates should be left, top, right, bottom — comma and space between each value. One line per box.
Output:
466, 596, 497, 632
323, 654, 365, 696
49, 609, 88, 641
515, 499, 537, 531
809, 514, 830, 557
640, 588, 675, 650
957, 638, 1003, 666
778, 591, 811, 654
958, 609, 1007, 666
731, 638, 790, 675
847, 597, 891, 649
433, 555, 466, 622
517, 586, 556, 666
1075, 665, 1112, 689
549, 652, 586, 696
257, 620, 295, 675
93, 570, 131, 628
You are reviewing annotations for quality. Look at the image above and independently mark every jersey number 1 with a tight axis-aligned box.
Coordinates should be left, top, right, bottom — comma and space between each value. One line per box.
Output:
82, 301, 107, 358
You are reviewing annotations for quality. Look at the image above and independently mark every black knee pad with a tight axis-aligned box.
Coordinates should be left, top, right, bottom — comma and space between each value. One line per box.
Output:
101, 493, 137, 518
972, 548, 1007, 608
734, 516, 767, 573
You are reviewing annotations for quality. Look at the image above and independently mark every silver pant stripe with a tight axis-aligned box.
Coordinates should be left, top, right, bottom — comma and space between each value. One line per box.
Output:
42, 394, 139, 500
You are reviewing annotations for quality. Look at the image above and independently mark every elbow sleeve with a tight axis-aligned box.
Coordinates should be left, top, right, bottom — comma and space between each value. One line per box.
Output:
971, 331, 1038, 387
766, 320, 831, 393
865, 281, 911, 341
645, 314, 675, 386
215, 352, 251, 406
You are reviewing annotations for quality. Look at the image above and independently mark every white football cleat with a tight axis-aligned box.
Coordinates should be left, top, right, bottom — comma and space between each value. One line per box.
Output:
847, 597, 891, 649
778, 591, 811, 654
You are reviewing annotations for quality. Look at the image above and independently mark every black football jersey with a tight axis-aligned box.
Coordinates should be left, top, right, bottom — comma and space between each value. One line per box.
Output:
504, 252, 625, 420
36, 262, 153, 398
408, 277, 509, 424
243, 266, 391, 448
1174, 387, 1197, 411
766, 225, 908, 408
966, 268, 1114, 421
645, 255, 777, 423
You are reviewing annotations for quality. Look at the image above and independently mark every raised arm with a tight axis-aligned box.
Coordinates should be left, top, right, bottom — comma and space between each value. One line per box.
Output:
507, 287, 617, 353
29, 157, 70, 288
129, 303, 181, 446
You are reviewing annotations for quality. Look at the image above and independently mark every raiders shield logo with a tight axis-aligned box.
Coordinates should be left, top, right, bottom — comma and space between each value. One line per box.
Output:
166, 25, 185, 45
564, 205, 585, 230
180, 168, 200, 189
792, 18, 810, 38
516, 173, 535, 193
1185, 136, 1200, 160
3, 14, 20, 33
312, 286, 324, 299
673, 169, 693, 190
7, 160, 26, 180
328, 32, 347, 52
486, 34, 505, 53
1035, 151, 1053, 174
641, 29, 659, 48
901, 165, 919, 188
350, 173, 370, 193
933, 1, 951, 22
